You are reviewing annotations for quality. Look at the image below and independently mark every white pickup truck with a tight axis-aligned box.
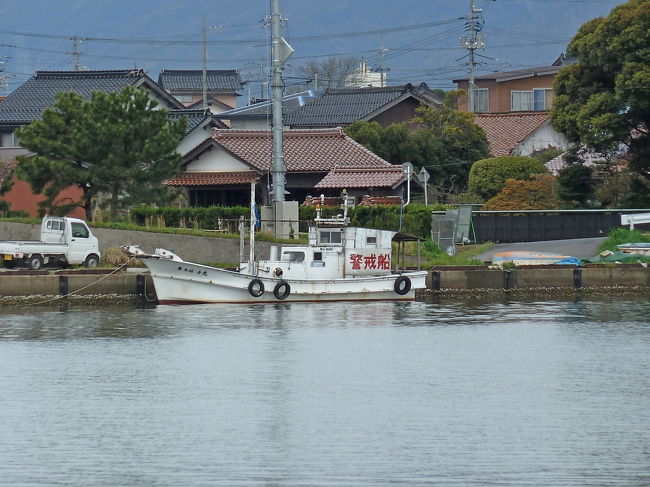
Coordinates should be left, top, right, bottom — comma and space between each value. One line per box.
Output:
0, 216, 101, 270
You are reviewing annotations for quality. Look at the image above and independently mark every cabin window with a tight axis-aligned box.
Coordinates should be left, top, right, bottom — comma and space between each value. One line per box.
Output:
313, 252, 322, 261
320, 230, 341, 244
366, 236, 377, 245
71, 222, 89, 239
282, 251, 305, 262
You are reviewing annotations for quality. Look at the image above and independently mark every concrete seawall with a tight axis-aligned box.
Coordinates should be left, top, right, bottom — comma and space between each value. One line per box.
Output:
0, 265, 647, 307
0, 270, 156, 306
1, 221, 648, 305
422, 264, 650, 299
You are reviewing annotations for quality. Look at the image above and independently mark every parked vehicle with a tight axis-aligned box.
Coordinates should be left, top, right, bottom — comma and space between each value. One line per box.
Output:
0, 216, 100, 270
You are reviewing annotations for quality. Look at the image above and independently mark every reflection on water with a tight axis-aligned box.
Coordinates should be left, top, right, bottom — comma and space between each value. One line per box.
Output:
0, 298, 649, 486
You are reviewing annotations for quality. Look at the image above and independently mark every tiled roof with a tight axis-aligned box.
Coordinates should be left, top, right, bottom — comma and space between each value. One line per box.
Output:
158, 70, 242, 92
218, 90, 320, 119
454, 65, 562, 83
545, 151, 600, 175
0, 69, 161, 123
474, 112, 550, 157
284, 84, 441, 127
165, 171, 260, 187
314, 166, 405, 189
210, 128, 391, 172
359, 195, 403, 206
167, 108, 223, 134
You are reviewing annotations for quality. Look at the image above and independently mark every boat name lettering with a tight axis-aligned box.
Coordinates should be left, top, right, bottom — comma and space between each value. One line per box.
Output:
349, 253, 390, 270
177, 266, 208, 277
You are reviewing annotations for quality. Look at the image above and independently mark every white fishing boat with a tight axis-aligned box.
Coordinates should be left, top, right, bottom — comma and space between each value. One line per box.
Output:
128, 197, 427, 304
128, 1, 426, 304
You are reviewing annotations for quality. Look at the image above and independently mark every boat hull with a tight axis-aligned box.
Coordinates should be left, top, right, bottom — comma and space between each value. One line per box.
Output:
141, 256, 427, 304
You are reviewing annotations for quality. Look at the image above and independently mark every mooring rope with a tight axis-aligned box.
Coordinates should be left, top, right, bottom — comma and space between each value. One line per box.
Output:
22, 257, 139, 306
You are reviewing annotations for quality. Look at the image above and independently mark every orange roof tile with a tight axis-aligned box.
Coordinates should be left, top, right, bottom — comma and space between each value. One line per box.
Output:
474, 112, 549, 157
210, 127, 391, 172
314, 166, 405, 189
165, 171, 260, 187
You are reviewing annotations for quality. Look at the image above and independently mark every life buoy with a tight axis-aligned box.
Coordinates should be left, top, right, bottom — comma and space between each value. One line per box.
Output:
248, 279, 265, 297
394, 275, 411, 295
273, 280, 291, 300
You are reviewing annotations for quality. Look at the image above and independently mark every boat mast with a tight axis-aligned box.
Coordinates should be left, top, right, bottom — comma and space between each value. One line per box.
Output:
249, 181, 256, 273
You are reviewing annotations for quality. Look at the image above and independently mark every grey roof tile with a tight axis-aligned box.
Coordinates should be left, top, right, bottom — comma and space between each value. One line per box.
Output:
0, 69, 152, 123
284, 83, 441, 127
158, 69, 242, 92
167, 109, 213, 134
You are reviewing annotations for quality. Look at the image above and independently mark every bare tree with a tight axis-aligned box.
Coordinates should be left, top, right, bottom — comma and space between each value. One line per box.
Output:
289, 56, 359, 92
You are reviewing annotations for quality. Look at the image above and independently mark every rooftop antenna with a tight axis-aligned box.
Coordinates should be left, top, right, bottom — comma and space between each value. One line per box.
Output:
71, 35, 82, 71
201, 18, 223, 109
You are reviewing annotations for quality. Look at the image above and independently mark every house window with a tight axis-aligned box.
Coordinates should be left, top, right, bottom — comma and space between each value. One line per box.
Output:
366, 236, 377, 245
320, 230, 341, 244
534, 88, 555, 110
472, 88, 488, 112
175, 94, 194, 103
511, 91, 533, 111
512, 89, 554, 111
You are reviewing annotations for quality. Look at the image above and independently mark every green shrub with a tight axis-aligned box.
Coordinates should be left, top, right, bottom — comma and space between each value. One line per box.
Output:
469, 155, 548, 200
598, 228, 650, 253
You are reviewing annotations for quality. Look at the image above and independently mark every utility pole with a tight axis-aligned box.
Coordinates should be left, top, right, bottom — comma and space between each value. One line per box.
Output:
269, 0, 292, 205
460, 1, 486, 112
201, 16, 208, 109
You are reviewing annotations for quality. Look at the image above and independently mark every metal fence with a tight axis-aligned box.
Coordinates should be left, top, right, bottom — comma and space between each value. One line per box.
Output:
433, 209, 650, 243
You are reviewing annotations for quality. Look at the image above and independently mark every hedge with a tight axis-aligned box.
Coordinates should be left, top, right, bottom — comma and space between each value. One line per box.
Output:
131, 203, 447, 240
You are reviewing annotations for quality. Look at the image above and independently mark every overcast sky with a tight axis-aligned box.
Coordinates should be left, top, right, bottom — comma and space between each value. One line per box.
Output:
0, 0, 626, 100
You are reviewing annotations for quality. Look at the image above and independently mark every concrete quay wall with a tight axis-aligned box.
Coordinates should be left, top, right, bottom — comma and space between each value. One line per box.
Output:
0, 270, 155, 306
426, 265, 650, 293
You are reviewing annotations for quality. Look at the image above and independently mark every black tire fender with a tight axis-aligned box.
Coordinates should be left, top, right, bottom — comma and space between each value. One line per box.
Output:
248, 278, 265, 297
394, 275, 411, 295
273, 280, 291, 300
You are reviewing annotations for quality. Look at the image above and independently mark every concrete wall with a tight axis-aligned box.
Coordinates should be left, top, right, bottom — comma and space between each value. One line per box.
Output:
0, 221, 283, 265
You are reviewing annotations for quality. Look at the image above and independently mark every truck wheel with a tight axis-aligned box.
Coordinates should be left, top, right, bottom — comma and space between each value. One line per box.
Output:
84, 254, 100, 268
28, 255, 44, 271
3, 260, 16, 269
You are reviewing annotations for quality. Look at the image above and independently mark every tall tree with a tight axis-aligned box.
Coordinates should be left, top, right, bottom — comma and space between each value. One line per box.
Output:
551, 0, 650, 202
346, 91, 489, 194
412, 91, 489, 188
16, 87, 187, 220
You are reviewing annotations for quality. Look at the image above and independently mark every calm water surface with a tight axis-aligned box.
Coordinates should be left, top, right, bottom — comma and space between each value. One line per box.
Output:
0, 298, 649, 486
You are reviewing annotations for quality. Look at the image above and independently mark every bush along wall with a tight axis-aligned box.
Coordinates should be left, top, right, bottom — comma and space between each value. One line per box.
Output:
132, 203, 446, 240
130, 205, 251, 230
